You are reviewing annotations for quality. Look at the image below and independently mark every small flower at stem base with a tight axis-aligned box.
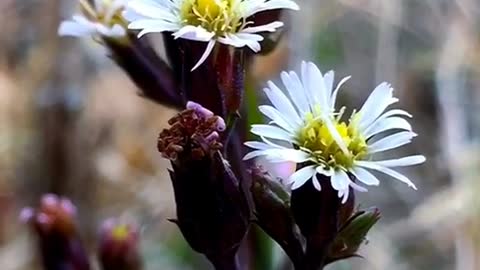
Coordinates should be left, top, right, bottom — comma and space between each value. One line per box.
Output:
98, 218, 142, 270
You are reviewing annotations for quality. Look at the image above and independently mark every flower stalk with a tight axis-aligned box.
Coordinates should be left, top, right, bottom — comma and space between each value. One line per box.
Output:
104, 34, 183, 108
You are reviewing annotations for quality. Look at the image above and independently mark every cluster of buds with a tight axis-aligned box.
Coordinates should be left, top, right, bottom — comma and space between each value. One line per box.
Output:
21, 195, 143, 270
158, 102, 250, 270
20, 194, 90, 270
158, 101, 225, 162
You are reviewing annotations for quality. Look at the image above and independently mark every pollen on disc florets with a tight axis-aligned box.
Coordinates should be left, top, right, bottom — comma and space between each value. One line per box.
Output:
180, 0, 245, 35
296, 110, 368, 170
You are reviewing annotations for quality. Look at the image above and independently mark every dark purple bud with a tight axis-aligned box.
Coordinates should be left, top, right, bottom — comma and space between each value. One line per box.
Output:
20, 194, 90, 270
249, 166, 305, 269
158, 104, 250, 270
98, 218, 142, 270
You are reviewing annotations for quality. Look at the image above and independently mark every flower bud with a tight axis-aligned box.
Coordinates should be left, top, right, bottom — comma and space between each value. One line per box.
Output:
98, 218, 142, 270
20, 194, 90, 270
158, 103, 250, 269
249, 166, 305, 269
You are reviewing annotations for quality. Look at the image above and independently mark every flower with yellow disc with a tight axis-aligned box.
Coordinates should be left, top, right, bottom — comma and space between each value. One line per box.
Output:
125, 0, 299, 70
244, 61, 426, 203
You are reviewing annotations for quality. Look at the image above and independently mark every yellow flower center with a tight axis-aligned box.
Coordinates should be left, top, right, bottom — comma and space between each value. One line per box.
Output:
111, 224, 130, 241
181, 0, 244, 35
296, 112, 368, 169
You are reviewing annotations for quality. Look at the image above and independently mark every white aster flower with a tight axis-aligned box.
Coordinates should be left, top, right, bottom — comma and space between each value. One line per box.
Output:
244, 61, 426, 203
125, 0, 299, 70
58, 0, 128, 38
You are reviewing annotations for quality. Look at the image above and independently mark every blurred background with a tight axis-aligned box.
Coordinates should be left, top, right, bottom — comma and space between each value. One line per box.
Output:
1, 0, 479, 269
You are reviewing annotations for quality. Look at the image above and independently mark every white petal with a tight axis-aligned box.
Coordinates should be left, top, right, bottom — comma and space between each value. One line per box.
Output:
300, 61, 315, 111
323, 71, 334, 94
137, 23, 180, 37
264, 148, 310, 163
58, 20, 95, 37
339, 187, 349, 203
288, 165, 316, 189
368, 131, 417, 153
280, 71, 309, 116
349, 181, 368, 192
102, 24, 127, 37
356, 161, 417, 190
243, 150, 265, 160
330, 76, 351, 109
364, 117, 412, 138
173, 25, 215, 42
358, 82, 398, 129
123, 8, 145, 21
219, 33, 263, 51
259, 105, 296, 130
233, 33, 263, 51
127, 0, 177, 21
244, 141, 279, 150
350, 167, 380, 186
251, 124, 294, 142
191, 39, 216, 71
331, 170, 350, 191
305, 62, 329, 112
241, 21, 284, 33
316, 165, 334, 177
263, 82, 301, 125
129, 19, 177, 30
370, 155, 426, 167
312, 173, 322, 191
241, 0, 300, 18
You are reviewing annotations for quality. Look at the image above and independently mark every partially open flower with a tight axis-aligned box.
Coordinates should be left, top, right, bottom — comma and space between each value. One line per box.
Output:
20, 194, 90, 270
244, 61, 426, 203
99, 218, 142, 270
158, 101, 226, 162
125, 0, 299, 70
58, 0, 128, 38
